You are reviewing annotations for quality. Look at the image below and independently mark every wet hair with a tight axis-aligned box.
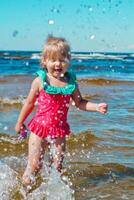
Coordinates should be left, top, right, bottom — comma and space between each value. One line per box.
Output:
41, 35, 71, 68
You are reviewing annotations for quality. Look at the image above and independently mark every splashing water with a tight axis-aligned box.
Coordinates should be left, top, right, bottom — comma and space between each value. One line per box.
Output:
27, 167, 75, 200
25, 139, 75, 200
0, 162, 18, 200
46, 166, 75, 200
46, 138, 75, 200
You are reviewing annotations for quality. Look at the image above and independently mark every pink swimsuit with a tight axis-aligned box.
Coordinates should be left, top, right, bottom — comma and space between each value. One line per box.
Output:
27, 69, 77, 139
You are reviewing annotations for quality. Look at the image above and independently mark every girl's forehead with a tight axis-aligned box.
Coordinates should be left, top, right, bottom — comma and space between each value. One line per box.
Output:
46, 51, 67, 60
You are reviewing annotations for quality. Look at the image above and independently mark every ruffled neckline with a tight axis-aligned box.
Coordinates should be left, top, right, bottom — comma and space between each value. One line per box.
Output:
36, 69, 77, 95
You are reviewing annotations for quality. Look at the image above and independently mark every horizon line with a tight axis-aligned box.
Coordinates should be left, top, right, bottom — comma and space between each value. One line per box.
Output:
0, 50, 134, 54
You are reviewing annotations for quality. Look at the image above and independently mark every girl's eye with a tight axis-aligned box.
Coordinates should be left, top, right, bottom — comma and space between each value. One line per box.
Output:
47, 59, 69, 64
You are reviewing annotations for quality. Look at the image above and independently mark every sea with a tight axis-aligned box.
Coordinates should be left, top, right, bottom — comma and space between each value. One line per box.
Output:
0, 50, 134, 200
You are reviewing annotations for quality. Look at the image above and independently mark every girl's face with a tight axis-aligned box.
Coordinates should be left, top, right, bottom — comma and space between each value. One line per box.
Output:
45, 57, 70, 78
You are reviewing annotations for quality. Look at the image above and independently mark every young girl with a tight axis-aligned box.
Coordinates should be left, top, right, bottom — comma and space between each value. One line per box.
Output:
15, 36, 108, 189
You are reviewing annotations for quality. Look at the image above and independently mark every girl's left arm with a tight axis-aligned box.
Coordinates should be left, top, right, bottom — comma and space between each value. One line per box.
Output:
71, 87, 108, 114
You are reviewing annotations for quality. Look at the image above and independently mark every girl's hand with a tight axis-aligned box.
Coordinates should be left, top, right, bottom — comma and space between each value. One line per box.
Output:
15, 122, 23, 134
96, 103, 108, 114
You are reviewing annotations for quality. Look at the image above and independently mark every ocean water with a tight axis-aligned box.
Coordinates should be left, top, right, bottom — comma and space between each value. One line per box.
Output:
0, 51, 134, 200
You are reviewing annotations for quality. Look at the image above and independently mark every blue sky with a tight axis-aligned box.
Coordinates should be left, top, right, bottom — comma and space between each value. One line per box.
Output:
0, 0, 134, 52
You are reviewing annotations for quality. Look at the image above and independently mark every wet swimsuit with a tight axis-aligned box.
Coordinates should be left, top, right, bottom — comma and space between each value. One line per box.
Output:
27, 69, 77, 139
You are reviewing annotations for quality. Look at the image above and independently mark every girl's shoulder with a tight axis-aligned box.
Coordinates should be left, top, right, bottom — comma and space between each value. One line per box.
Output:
36, 69, 46, 82
31, 75, 43, 92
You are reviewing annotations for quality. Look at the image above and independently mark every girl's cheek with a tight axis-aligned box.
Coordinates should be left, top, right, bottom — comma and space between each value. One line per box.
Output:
64, 65, 69, 71
46, 63, 53, 70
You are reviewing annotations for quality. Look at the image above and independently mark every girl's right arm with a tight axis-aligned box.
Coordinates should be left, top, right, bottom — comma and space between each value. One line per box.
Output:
15, 77, 40, 134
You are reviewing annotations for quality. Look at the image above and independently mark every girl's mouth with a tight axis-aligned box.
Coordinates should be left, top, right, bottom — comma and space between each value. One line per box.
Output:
54, 69, 62, 73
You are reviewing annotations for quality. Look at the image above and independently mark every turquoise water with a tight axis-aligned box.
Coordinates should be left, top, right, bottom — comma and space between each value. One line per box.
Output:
0, 51, 134, 80
0, 51, 134, 199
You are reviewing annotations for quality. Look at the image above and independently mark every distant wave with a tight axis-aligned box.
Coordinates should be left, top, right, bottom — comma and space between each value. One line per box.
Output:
0, 96, 26, 106
1, 73, 134, 85
0, 133, 28, 157
1, 51, 134, 62
66, 162, 134, 181
0, 74, 33, 83
72, 54, 120, 60
78, 77, 134, 85
31, 53, 41, 59
0, 131, 99, 153
71, 52, 128, 61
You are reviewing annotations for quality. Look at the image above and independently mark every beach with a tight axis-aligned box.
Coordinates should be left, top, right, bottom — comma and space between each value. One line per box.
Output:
0, 51, 134, 199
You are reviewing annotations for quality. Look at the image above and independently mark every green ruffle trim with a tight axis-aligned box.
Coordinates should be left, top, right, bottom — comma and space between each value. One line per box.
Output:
36, 69, 77, 95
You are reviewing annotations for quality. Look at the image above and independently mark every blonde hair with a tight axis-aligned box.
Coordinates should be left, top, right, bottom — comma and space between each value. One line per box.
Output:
41, 36, 71, 68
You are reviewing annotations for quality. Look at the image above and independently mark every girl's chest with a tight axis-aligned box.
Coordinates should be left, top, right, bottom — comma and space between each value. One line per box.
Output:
38, 90, 70, 104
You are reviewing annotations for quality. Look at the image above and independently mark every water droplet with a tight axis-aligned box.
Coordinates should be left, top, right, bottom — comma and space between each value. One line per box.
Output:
67, 152, 71, 157
90, 34, 95, 40
72, 101, 75, 106
12, 30, 19, 37
27, 185, 32, 191
3, 126, 8, 130
60, 73, 64, 77
48, 19, 55, 25
25, 61, 29, 66
4, 148, 7, 152
78, 59, 82, 63
88, 7, 93, 12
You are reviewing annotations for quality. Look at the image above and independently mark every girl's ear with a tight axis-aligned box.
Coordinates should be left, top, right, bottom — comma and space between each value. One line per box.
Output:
43, 61, 46, 66
40, 59, 46, 68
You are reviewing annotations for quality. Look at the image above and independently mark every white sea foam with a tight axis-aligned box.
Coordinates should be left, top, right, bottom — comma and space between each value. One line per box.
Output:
31, 53, 40, 59
45, 166, 75, 200
0, 96, 26, 105
27, 141, 75, 200
26, 166, 74, 200
0, 162, 18, 200
71, 52, 125, 60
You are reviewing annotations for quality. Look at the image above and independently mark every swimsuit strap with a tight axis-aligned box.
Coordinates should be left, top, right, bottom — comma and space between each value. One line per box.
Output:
36, 69, 46, 82
35, 69, 77, 94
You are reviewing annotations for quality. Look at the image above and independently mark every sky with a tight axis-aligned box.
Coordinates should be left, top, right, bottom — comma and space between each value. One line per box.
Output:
0, 0, 134, 52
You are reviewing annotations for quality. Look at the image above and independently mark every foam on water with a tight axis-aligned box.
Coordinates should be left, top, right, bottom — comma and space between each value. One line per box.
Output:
21, 139, 75, 200
27, 167, 74, 200
45, 138, 74, 200
45, 166, 74, 200
0, 162, 18, 200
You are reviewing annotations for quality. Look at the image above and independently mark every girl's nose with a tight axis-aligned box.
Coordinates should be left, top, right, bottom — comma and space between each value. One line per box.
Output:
55, 61, 60, 66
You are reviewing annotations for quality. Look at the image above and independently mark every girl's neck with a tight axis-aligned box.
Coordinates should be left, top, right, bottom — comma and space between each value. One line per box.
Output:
47, 72, 65, 81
